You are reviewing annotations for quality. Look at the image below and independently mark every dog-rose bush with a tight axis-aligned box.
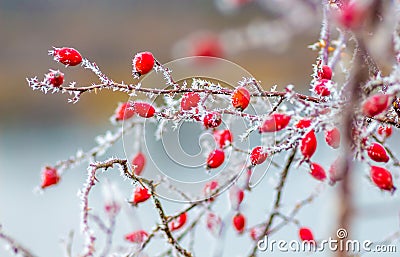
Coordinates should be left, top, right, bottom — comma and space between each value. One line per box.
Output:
1, 1, 400, 257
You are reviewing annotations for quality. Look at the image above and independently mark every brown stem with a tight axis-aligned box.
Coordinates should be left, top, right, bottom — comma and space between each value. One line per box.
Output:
336, 34, 370, 257
0, 227, 37, 257
248, 147, 297, 257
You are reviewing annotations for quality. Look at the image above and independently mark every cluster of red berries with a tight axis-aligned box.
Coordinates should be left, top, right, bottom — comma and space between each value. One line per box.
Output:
44, 47, 83, 87
203, 86, 250, 169
202, 181, 247, 234
37, 48, 399, 250
314, 65, 333, 97
360, 94, 396, 192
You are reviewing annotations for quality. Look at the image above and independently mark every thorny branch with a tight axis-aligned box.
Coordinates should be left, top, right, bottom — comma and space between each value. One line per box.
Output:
0, 227, 37, 257
13, 1, 400, 257
248, 147, 297, 257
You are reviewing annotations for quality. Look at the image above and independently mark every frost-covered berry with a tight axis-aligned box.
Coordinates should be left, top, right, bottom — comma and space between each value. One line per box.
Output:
203, 112, 222, 129
132, 152, 146, 176
45, 70, 64, 87
132, 51, 155, 76
50, 47, 82, 66
133, 102, 155, 118
295, 118, 312, 129
181, 92, 201, 111
169, 213, 187, 232
203, 180, 219, 201
41, 166, 60, 189
207, 149, 225, 169
249, 227, 264, 241
259, 113, 291, 133
231, 86, 251, 111
314, 79, 331, 97
362, 94, 390, 117
250, 146, 268, 166
229, 185, 244, 210
132, 186, 151, 205
367, 143, 389, 163
318, 65, 332, 80
213, 129, 233, 148
125, 230, 149, 243
377, 125, 392, 139
115, 102, 135, 121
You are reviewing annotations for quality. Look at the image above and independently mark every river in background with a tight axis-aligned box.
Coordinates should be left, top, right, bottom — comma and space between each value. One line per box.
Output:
0, 124, 399, 257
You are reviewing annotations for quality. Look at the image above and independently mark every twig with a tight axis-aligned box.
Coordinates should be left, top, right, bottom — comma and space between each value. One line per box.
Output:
247, 147, 297, 257
0, 226, 37, 257
148, 183, 193, 257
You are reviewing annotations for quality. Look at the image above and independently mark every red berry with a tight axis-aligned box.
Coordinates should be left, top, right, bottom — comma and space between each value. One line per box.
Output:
339, 3, 364, 29
132, 186, 151, 205
232, 213, 246, 233
295, 118, 312, 129
377, 125, 392, 138
259, 113, 291, 133
213, 129, 233, 148
192, 36, 224, 58
132, 152, 146, 176
169, 213, 187, 231
133, 102, 155, 118
314, 79, 331, 96
229, 186, 244, 209
45, 70, 64, 87
300, 130, 317, 159
207, 149, 225, 169
115, 102, 135, 121
249, 227, 264, 241
318, 65, 332, 80
367, 143, 389, 163
206, 212, 222, 236
50, 47, 82, 66
362, 94, 390, 117
325, 127, 341, 149
250, 146, 268, 166
181, 92, 201, 111
299, 227, 315, 244
232, 87, 251, 111
370, 166, 396, 193
41, 166, 60, 189
203, 112, 222, 129
132, 51, 155, 76
329, 157, 344, 185
203, 180, 219, 194
203, 180, 219, 201
125, 230, 149, 243
309, 162, 327, 181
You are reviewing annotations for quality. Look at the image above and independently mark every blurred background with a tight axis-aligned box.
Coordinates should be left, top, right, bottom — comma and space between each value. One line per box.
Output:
0, 0, 399, 256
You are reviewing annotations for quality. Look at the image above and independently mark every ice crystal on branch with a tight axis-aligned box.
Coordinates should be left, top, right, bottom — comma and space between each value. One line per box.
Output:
16, 1, 400, 257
